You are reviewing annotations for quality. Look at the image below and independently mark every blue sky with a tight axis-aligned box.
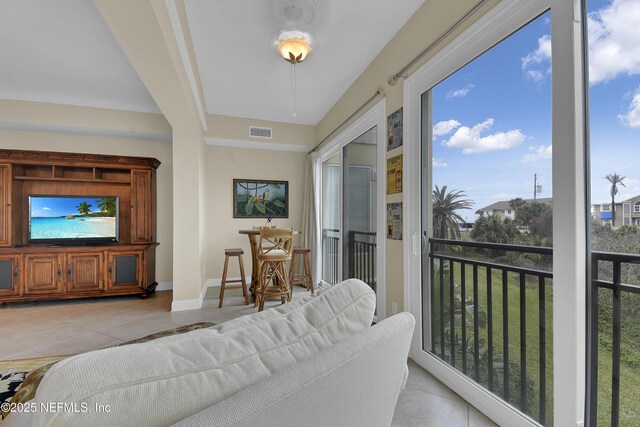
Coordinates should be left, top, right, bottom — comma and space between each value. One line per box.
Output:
31, 197, 110, 217
431, 0, 640, 222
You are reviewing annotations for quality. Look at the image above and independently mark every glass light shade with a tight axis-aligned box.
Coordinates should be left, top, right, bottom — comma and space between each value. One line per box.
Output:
278, 31, 311, 63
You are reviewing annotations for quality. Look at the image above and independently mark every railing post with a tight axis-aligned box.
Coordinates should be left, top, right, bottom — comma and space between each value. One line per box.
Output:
539, 275, 547, 424
487, 267, 494, 392
586, 254, 598, 426
348, 231, 354, 279
519, 272, 527, 412
611, 261, 621, 427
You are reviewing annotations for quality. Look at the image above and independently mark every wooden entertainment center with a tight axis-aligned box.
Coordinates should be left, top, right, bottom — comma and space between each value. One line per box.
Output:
0, 149, 160, 303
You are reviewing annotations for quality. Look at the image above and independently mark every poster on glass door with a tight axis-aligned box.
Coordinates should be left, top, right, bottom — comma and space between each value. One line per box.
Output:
387, 154, 403, 194
387, 107, 403, 151
387, 202, 402, 240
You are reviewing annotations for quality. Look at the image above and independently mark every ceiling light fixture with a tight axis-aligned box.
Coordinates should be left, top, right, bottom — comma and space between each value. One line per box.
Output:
278, 30, 311, 64
278, 30, 312, 118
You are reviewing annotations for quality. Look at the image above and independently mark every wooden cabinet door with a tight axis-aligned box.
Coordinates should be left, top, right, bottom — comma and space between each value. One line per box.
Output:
24, 254, 64, 295
67, 253, 103, 292
107, 251, 143, 292
0, 164, 11, 247
131, 169, 152, 243
0, 255, 21, 298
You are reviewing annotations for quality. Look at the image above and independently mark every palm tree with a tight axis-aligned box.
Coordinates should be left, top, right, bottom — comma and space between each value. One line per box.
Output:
432, 186, 473, 239
76, 201, 92, 216
605, 173, 626, 227
96, 197, 116, 217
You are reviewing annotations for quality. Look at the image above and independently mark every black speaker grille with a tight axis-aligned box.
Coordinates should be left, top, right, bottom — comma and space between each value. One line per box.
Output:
0, 259, 12, 290
114, 255, 137, 285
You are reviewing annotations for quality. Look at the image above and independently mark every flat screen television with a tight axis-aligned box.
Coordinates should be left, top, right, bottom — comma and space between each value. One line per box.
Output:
29, 196, 119, 245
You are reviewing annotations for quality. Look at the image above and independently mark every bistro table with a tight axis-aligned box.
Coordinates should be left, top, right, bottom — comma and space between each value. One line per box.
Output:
238, 229, 300, 298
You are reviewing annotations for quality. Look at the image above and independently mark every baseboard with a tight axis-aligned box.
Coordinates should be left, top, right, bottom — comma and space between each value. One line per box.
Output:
155, 282, 173, 291
170, 276, 251, 312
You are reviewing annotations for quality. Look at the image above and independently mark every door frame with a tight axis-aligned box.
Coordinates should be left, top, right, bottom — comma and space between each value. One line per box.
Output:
315, 98, 387, 319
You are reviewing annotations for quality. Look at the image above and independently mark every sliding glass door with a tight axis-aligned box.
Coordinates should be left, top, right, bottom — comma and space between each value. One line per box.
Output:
585, 0, 640, 425
344, 128, 378, 293
420, 11, 554, 424
321, 153, 341, 284
321, 127, 378, 290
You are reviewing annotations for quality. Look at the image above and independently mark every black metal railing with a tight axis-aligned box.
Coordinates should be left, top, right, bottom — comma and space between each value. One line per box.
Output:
589, 251, 640, 427
428, 238, 553, 425
322, 228, 340, 284
349, 230, 376, 291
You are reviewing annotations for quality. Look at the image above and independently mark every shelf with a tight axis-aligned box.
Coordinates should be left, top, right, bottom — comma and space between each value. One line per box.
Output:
13, 176, 131, 184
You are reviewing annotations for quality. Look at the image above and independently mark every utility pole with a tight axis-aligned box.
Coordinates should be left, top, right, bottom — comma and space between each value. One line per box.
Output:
533, 173, 542, 201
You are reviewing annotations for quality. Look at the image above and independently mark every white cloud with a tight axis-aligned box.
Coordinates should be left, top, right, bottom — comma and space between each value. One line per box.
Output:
42, 207, 51, 211
619, 86, 640, 128
521, 35, 552, 82
521, 145, 552, 163
433, 120, 461, 137
523, 1, 640, 85
432, 158, 448, 168
525, 70, 544, 82
446, 84, 475, 98
588, 0, 640, 84
443, 118, 526, 154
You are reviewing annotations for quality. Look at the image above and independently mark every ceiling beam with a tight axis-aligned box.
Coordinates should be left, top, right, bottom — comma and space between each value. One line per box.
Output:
93, 0, 201, 131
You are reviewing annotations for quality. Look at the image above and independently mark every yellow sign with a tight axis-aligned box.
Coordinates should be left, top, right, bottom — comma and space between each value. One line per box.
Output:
387, 154, 403, 194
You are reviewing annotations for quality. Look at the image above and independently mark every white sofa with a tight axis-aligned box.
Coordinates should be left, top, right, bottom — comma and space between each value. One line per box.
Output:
5, 279, 414, 427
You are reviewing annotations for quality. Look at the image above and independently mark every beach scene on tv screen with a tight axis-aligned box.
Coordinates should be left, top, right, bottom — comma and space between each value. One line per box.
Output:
30, 196, 117, 240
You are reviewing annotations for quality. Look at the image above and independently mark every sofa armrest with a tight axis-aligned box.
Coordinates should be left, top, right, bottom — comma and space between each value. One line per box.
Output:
173, 312, 415, 427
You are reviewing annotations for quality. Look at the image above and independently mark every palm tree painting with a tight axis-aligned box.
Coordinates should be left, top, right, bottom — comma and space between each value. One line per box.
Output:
233, 179, 289, 218
605, 173, 626, 227
432, 185, 473, 239
76, 201, 92, 216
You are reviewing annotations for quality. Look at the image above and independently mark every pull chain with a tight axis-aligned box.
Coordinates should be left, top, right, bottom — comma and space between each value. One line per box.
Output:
291, 62, 297, 118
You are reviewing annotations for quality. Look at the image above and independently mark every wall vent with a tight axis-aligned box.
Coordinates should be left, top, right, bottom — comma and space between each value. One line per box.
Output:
249, 126, 272, 139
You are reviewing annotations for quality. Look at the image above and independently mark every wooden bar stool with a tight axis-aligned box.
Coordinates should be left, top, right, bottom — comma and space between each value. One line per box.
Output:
289, 247, 314, 295
255, 228, 294, 311
219, 248, 249, 308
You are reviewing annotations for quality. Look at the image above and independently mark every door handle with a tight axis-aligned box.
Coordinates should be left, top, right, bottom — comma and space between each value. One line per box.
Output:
422, 231, 428, 255
67, 265, 72, 278
108, 263, 113, 279
13, 267, 18, 283
57, 265, 62, 280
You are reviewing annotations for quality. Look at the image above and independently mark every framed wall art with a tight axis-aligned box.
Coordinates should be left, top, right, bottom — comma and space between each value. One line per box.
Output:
233, 179, 289, 218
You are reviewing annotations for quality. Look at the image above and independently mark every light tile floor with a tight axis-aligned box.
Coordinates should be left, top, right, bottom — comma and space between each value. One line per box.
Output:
0, 288, 496, 426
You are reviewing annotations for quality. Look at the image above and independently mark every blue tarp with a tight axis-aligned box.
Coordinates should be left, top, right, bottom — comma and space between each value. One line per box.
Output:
599, 212, 613, 219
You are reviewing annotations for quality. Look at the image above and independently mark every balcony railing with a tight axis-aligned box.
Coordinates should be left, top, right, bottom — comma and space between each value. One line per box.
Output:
349, 230, 376, 291
321, 229, 377, 290
428, 239, 640, 426
428, 238, 553, 425
322, 228, 340, 284
589, 251, 640, 427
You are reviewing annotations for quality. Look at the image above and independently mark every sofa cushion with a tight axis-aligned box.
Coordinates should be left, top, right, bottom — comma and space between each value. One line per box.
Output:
5, 279, 375, 427
174, 312, 416, 427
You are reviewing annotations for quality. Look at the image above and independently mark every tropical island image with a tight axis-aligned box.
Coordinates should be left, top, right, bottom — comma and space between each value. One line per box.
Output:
30, 196, 118, 240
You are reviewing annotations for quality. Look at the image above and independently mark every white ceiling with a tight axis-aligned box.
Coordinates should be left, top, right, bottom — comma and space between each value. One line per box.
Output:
0, 0, 425, 126
0, 0, 159, 113
185, 0, 425, 125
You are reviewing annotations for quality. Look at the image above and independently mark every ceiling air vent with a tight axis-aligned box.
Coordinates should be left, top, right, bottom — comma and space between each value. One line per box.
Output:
249, 126, 272, 139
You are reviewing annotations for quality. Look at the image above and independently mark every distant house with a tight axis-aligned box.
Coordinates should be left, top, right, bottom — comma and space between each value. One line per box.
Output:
476, 197, 552, 220
592, 195, 640, 227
